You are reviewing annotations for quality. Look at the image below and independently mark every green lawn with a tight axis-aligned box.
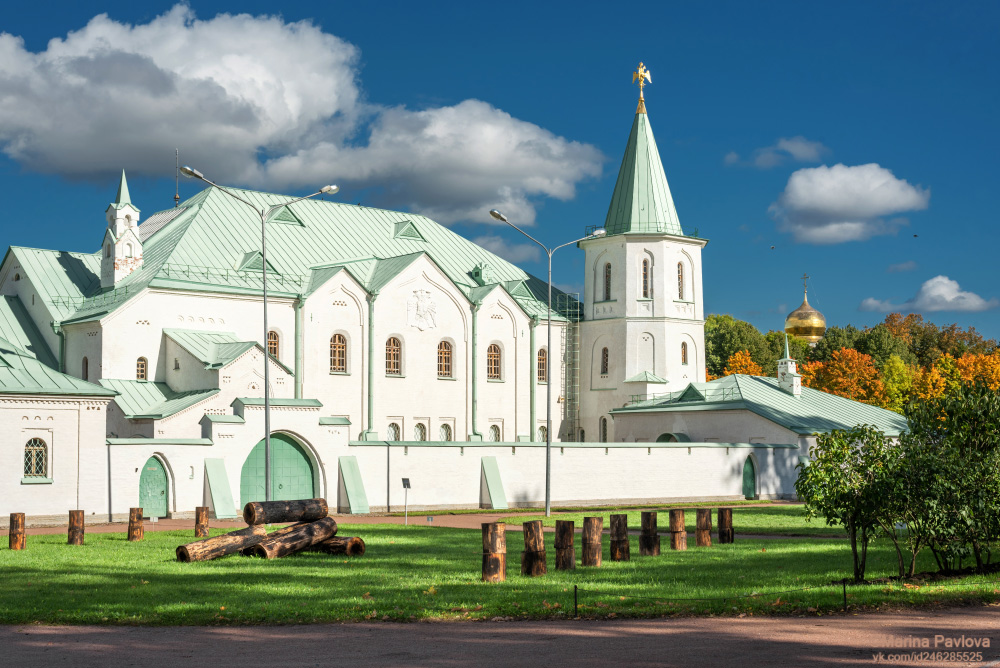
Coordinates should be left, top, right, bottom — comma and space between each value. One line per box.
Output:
0, 523, 996, 624
500, 504, 845, 537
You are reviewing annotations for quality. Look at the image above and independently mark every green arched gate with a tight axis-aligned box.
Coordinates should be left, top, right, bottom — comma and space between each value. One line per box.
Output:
139, 456, 168, 518
240, 433, 316, 506
742, 456, 757, 500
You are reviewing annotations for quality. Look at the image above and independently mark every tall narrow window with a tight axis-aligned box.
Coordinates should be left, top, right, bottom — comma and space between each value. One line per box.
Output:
537, 426, 548, 442
23, 438, 47, 478
536, 348, 548, 383
439, 424, 453, 441
600, 347, 609, 375
330, 334, 347, 373
386, 337, 401, 375
681, 342, 689, 365
136, 357, 147, 381
599, 417, 609, 443
82, 357, 89, 381
413, 423, 427, 441
677, 262, 684, 300
489, 425, 501, 442
13, 273, 20, 281
387, 423, 400, 440
641, 259, 650, 298
487, 344, 502, 380
267, 331, 279, 359
579, 429, 586, 442
104, 245, 111, 259
603, 263, 612, 301
437, 341, 453, 378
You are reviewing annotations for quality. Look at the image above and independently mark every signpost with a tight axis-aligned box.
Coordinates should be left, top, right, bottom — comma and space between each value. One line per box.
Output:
402, 478, 411, 525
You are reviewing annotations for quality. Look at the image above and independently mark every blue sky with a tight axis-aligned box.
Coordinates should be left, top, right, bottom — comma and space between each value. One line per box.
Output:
2, 1, 998, 337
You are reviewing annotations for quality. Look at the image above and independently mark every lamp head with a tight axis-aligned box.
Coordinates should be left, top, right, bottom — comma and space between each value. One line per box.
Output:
320, 185, 339, 194
179, 165, 203, 179
590, 229, 607, 238
489, 209, 508, 223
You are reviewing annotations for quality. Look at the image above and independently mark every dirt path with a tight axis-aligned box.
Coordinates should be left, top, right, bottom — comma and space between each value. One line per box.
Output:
5, 606, 998, 667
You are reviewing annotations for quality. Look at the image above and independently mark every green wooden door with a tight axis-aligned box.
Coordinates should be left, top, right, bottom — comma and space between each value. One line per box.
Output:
240, 433, 315, 506
139, 457, 168, 518
742, 456, 756, 500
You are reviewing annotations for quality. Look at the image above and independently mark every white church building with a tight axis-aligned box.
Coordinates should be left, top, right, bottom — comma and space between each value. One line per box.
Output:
0, 86, 906, 524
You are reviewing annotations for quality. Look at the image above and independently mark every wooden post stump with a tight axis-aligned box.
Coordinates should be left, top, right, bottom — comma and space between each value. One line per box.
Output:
554, 520, 575, 570
195, 506, 209, 537
9, 513, 25, 550
639, 511, 661, 556
482, 522, 506, 582
609, 513, 630, 561
582, 516, 603, 567
669, 509, 687, 550
127, 508, 144, 542
68, 510, 85, 545
696, 508, 712, 547
718, 507, 734, 544
521, 520, 547, 576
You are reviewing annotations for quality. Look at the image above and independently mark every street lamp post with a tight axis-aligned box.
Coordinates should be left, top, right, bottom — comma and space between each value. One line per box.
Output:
489, 209, 605, 516
180, 166, 337, 501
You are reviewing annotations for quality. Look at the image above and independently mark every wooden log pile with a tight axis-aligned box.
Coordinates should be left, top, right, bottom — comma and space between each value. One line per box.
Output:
176, 498, 366, 563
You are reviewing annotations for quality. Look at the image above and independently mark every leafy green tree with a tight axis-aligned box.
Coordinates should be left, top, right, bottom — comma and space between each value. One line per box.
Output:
855, 324, 916, 369
704, 315, 770, 378
808, 325, 861, 363
763, 330, 810, 375
881, 355, 915, 413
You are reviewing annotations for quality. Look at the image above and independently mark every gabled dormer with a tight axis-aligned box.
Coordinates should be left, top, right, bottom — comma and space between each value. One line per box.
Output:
101, 170, 143, 288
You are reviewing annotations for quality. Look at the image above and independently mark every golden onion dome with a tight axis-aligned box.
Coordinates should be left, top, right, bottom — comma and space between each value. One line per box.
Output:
785, 290, 827, 344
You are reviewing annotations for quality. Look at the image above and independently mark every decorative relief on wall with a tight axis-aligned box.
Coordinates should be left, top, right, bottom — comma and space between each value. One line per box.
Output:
491, 313, 504, 320
406, 289, 437, 330
135, 320, 150, 325
332, 300, 347, 307
638, 301, 651, 315
674, 303, 694, 316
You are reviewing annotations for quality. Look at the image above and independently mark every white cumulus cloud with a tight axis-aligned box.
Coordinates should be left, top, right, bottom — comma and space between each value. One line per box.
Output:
0, 6, 602, 226
724, 136, 828, 168
769, 163, 930, 244
860, 276, 998, 313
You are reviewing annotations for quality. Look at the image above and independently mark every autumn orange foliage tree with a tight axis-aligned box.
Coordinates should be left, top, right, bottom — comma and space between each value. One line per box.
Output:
803, 348, 887, 407
723, 350, 763, 376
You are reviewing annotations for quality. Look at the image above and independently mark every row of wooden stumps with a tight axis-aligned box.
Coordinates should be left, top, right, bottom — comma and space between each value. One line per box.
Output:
6, 507, 213, 550
175, 498, 366, 562
482, 508, 735, 582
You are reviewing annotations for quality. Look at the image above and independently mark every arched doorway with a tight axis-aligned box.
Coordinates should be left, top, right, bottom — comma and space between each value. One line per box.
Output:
240, 433, 316, 506
139, 456, 168, 518
742, 456, 757, 500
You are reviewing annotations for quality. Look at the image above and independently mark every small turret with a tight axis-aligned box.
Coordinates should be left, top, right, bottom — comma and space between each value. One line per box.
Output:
777, 333, 801, 396
101, 170, 143, 288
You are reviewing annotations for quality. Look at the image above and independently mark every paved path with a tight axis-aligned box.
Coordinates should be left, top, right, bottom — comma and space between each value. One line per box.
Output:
4, 606, 998, 667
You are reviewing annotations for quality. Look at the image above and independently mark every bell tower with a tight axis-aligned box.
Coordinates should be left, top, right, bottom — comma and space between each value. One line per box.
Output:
101, 170, 143, 289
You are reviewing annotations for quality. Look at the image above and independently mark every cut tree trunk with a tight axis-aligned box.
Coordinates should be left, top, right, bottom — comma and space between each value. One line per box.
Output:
639, 511, 660, 556
243, 498, 329, 525
308, 536, 366, 556
239, 522, 309, 555
555, 520, 575, 570
176, 525, 267, 562
582, 516, 603, 567
195, 506, 209, 538
482, 522, 506, 583
718, 507, 734, 544
696, 508, 712, 547
609, 514, 629, 561
127, 508, 144, 542
669, 509, 687, 551
9, 513, 25, 550
248, 517, 339, 559
521, 520, 547, 576
68, 510, 85, 545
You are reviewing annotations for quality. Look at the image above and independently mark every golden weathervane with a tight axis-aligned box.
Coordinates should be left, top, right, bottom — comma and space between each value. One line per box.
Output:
633, 62, 651, 113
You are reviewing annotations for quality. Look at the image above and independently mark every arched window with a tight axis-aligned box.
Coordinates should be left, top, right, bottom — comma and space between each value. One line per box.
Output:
537, 426, 548, 442
681, 342, 689, 365
330, 334, 347, 373
414, 423, 427, 441
600, 347, 609, 375
23, 438, 47, 477
487, 344, 502, 380
13, 273, 20, 281
489, 424, 501, 442
439, 424, 453, 441
386, 423, 400, 440
124, 243, 133, 258
267, 331, 279, 359
136, 357, 148, 381
82, 357, 89, 381
104, 245, 111, 259
641, 259, 650, 298
437, 341, 452, 378
536, 348, 548, 383
677, 262, 684, 300
603, 263, 612, 301
386, 337, 401, 375
599, 417, 609, 443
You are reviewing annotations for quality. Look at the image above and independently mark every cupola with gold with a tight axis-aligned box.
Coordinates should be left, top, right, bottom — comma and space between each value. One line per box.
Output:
784, 274, 826, 345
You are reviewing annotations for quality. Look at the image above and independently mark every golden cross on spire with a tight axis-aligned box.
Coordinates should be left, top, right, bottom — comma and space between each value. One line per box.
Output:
632, 62, 651, 113
802, 273, 810, 294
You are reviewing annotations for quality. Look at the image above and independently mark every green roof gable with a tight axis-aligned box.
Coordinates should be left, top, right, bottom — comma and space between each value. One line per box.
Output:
393, 220, 426, 242
0, 338, 115, 397
164, 328, 293, 374
624, 370, 668, 384
99, 378, 218, 419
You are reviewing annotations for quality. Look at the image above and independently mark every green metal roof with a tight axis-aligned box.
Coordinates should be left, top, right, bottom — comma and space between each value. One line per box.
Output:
232, 397, 323, 408
319, 416, 352, 425
603, 109, 683, 237
201, 414, 245, 424
0, 337, 116, 397
99, 379, 218, 419
624, 370, 668, 384
164, 328, 293, 375
109, 170, 138, 211
0, 296, 57, 367
613, 374, 909, 437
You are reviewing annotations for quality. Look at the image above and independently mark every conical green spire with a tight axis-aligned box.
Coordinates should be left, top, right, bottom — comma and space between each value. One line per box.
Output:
603, 109, 683, 236
114, 170, 131, 205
